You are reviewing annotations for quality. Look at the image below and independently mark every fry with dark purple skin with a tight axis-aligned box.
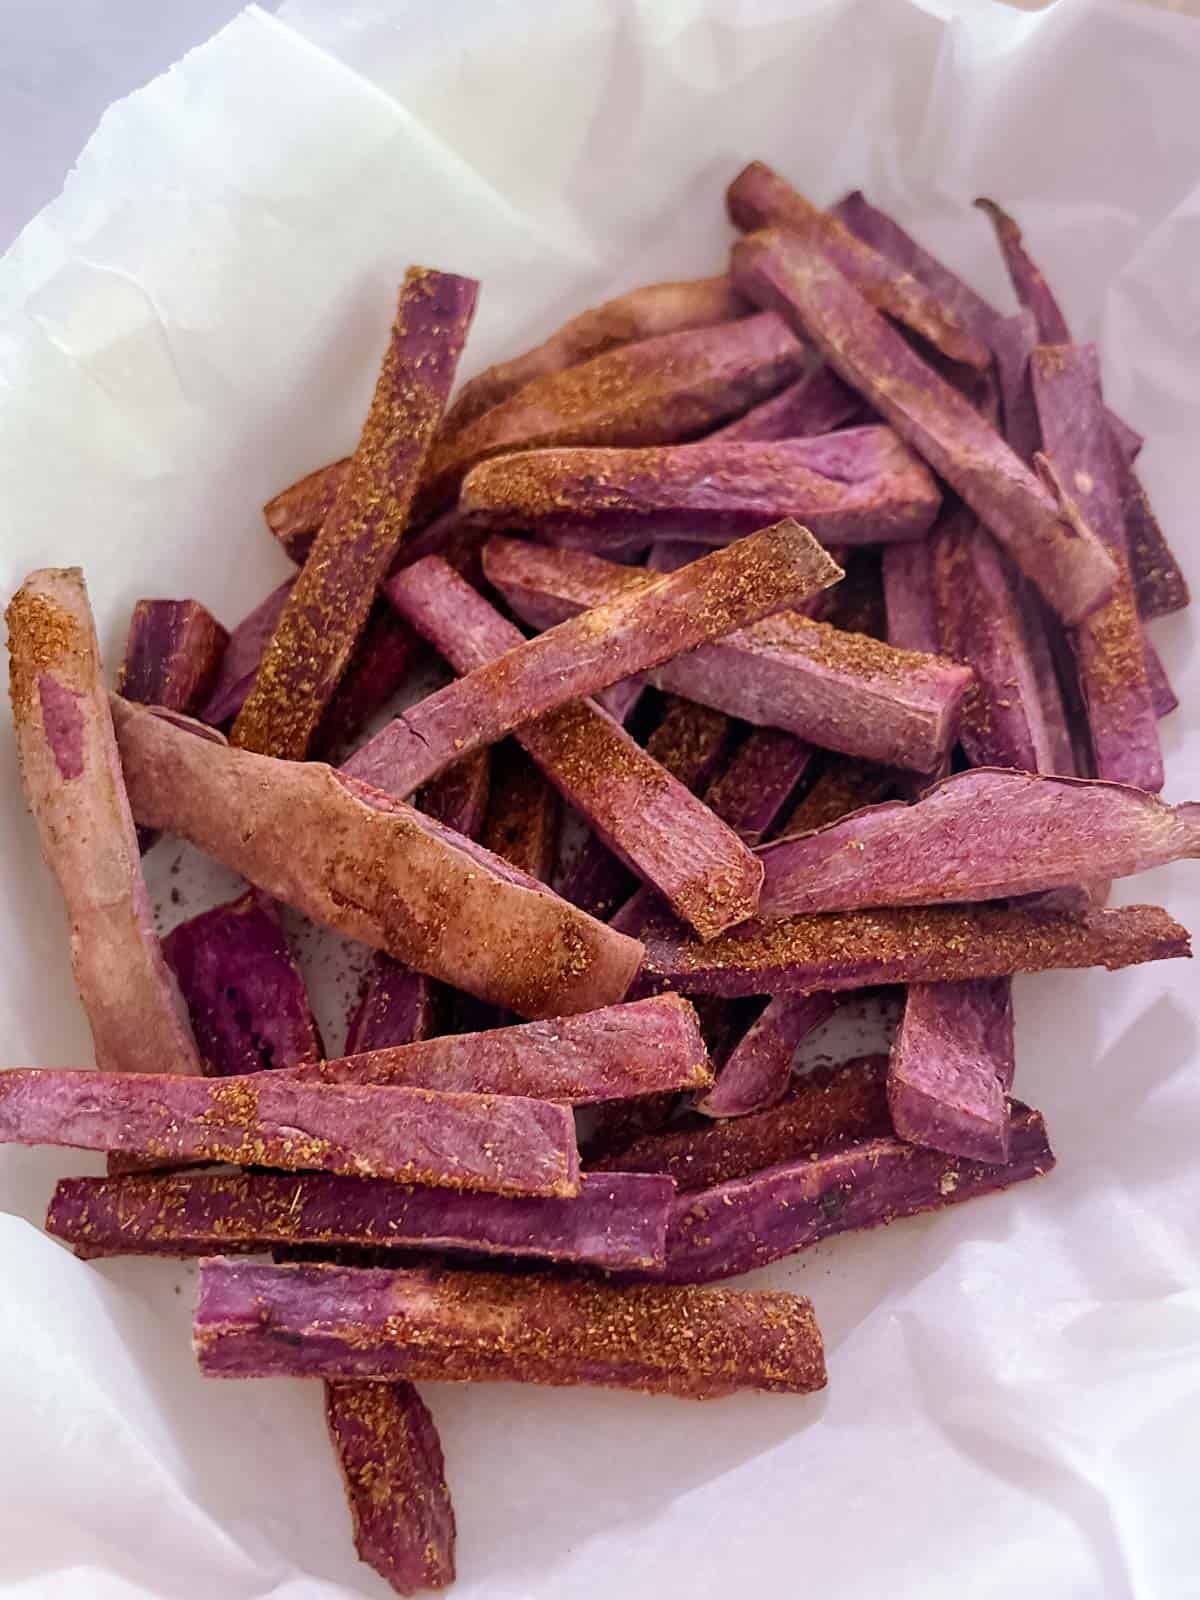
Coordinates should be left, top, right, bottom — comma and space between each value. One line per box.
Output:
974, 198, 1070, 343
199, 578, 294, 726
118, 599, 228, 716
709, 363, 865, 441
702, 727, 815, 844
264, 460, 351, 564
460, 429, 941, 552
0, 1068, 579, 1195
990, 309, 1042, 466
48, 1168, 674, 1270
6, 569, 202, 1077
326, 1382, 456, 1597
606, 1056, 891, 1189
882, 540, 939, 655
727, 163, 989, 368
346, 518, 839, 800
778, 755, 897, 838
1031, 343, 1163, 792
888, 979, 1015, 1165
1117, 452, 1190, 619
930, 510, 1055, 772
233, 269, 478, 760
649, 1102, 1054, 1284
421, 312, 806, 509
194, 1258, 827, 1398
382, 557, 763, 938
163, 891, 323, 1077
1144, 640, 1178, 720
640, 900, 1189, 998
483, 538, 969, 774
697, 993, 837, 1117
731, 229, 1118, 624
759, 768, 1200, 918
310, 605, 421, 760
113, 697, 642, 1019
303, 996, 711, 1103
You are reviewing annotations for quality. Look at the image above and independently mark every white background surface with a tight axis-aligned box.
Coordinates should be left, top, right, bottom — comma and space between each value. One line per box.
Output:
1, 2, 1199, 1597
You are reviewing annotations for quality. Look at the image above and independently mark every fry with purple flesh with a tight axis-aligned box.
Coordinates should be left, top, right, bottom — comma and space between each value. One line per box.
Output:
703, 727, 815, 844
483, 538, 969, 775
200, 578, 294, 726
731, 229, 1118, 624
311, 605, 421, 760
882, 540, 939, 655
697, 993, 837, 1117
650, 1102, 1054, 1283
889, 979, 1015, 1165
727, 162, 989, 368
6, 569, 202, 1077
233, 269, 478, 759
709, 363, 865, 442
48, 1168, 674, 1270
113, 696, 642, 1019
194, 1258, 827, 1398
265, 460, 351, 563
118, 599, 228, 717
641, 900, 1189, 998
460, 429, 941, 552
0, 1068, 579, 1195
481, 744, 561, 883
778, 755, 896, 838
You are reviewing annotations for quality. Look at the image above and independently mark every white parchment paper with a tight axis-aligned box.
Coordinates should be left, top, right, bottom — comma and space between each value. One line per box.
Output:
2, 1, 1199, 1595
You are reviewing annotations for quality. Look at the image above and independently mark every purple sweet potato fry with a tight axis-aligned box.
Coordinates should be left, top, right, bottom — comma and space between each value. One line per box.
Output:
381, 556, 763, 938
264, 459, 351, 564
310, 604, 422, 761
973, 199, 1071, 344
302, 995, 712, 1104
118, 599, 228, 715
697, 992, 837, 1118
645, 698, 735, 794
162, 890, 323, 1077
421, 311, 806, 509
193, 1257, 828, 1398
460, 429, 941, 551
345, 518, 839, 799
344, 962, 436, 1060
640, 900, 1189, 998
6, 569, 202, 1077
0, 1068, 579, 1194
326, 1381, 456, 1596
990, 309, 1042, 466
651, 1102, 1054, 1283
727, 163, 990, 368
703, 727, 815, 845
482, 537, 970, 774
731, 229, 1118, 624
758, 768, 1200, 918
1144, 639, 1179, 719
888, 979, 1015, 1165
47, 1167, 674, 1270
607, 1055, 891, 1190
709, 363, 865, 442
1116, 450, 1190, 619
481, 744, 562, 885
882, 540, 939, 656
112, 696, 642, 1019
233, 269, 478, 760
199, 578, 295, 727
778, 753, 898, 838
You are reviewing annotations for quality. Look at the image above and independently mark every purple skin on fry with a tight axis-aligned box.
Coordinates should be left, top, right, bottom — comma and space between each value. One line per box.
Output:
646, 1102, 1054, 1284
888, 979, 1015, 1165
326, 1380, 456, 1596
381, 558, 761, 938
47, 1168, 675, 1270
756, 768, 1200, 918
299, 995, 712, 1104
310, 605, 421, 761
483, 536, 970, 775
1144, 640, 1178, 719
341, 517, 840, 800
703, 727, 815, 845
460, 428, 941, 552
0, 1068, 580, 1195
112, 696, 642, 1020
709, 363, 866, 441
697, 993, 837, 1118
193, 1257, 828, 1398
727, 163, 990, 368
118, 599, 229, 717
200, 578, 295, 727
162, 891, 324, 1077
1115, 449, 1190, 620
730, 228, 1119, 625
6, 569, 202, 1077
882, 540, 939, 655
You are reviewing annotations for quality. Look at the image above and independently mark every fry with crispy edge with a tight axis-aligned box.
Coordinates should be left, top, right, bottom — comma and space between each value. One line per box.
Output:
343, 519, 839, 800
758, 769, 1200, 918
648, 1102, 1054, 1284
731, 229, 1118, 624
709, 363, 865, 441
888, 979, 1015, 1165
460, 429, 941, 552
194, 1258, 827, 1398
47, 1167, 675, 1270
382, 557, 762, 938
727, 163, 989, 368
163, 891, 324, 1077
482, 537, 969, 775
606, 1056, 891, 1189
6, 569, 202, 1077
112, 696, 642, 1019
326, 1381, 456, 1596
640, 901, 1189, 997
233, 269, 478, 759
0, 1069, 578, 1195
697, 993, 837, 1118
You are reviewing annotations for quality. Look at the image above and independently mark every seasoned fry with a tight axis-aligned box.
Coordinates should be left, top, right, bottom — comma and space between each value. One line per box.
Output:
889, 979, 1015, 1164
697, 993, 837, 1117
709, 363, 865, 441
702, 728, 815, 844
